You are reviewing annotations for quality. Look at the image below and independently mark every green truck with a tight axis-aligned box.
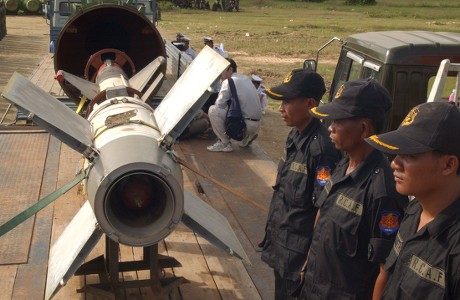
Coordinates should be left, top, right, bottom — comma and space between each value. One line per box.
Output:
307, 31, 460, 132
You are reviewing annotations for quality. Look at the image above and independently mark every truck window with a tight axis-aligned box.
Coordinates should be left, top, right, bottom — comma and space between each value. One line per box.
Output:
329, 50, 361, 99
363, 61, 382, 81
330, 50, 382, 100
427, 76, 459, 101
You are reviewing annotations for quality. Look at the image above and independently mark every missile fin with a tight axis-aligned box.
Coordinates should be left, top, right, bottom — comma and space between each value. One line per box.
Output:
141, 72, 164, 103
56, 70, 99, 100
1, 72, 94, 156
182, 190, 250, 264
129, 56, 166, 92
45, 201, 103, 300
154, 47, 230, 146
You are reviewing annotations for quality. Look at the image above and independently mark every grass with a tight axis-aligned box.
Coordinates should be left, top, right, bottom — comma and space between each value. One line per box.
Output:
156, 0, 460, 108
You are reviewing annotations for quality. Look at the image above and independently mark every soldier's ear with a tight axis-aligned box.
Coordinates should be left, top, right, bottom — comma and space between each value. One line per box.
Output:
441, 154, 459, 176
360, 118, 374, 139
305, 97, 317, 109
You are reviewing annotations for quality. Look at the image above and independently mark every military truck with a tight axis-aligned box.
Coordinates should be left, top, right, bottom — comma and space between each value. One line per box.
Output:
306, 31, 460, 132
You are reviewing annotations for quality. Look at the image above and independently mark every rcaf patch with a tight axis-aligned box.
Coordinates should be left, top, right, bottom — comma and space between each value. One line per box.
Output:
379, 211, 400, 235
316, 166, 331, 186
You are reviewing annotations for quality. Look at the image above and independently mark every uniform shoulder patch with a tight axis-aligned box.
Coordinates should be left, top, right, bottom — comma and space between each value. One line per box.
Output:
379, 211, 400, 235
316, 166, 331, 186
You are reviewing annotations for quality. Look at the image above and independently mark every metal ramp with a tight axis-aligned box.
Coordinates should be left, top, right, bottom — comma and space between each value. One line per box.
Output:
427, 59, 460, 104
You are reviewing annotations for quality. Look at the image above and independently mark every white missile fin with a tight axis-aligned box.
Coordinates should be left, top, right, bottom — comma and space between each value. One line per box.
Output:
141, 72, 164, 103
182, 189, 251, 264
129, 56, 166, 92
154, 47, 229, 145
45, 201, 103, 300
58, 70, 99, 100
1, 72, 93, 155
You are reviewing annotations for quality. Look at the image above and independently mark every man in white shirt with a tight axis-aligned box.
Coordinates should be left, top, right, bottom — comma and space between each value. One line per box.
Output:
207, 58, 262, 152
251, 74, 268, 114
204, 36, 227, 58
202, 36, 227, 113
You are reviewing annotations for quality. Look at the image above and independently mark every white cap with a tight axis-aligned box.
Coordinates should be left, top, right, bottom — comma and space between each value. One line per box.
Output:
182, 36, 190, 42
176, 32, 184, 38
251, 74, 263, 82
204, 36, 213, 42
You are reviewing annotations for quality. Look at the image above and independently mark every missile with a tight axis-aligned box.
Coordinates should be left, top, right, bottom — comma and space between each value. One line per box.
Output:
1, 5, 249, 299
3, 45, 249, 300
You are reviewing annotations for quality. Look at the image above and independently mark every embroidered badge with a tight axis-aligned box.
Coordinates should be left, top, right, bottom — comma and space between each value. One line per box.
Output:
290, 162, 307, 174
283, 71, 293, 83
400, 107, 419, 126
379, 211, 400, 235
334, 84, 345, 99
336, 194, 363, 216
316, 166, 331, 186
409, 255, 446, 288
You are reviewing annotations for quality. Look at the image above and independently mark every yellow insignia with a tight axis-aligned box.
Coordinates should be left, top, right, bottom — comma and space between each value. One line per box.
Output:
401, 107, 419, 126
310, 107, 329, 117
369, 135, 399, 150
266, 88, 283, 98
334, 84, 345, 99
283, 71, 293, 83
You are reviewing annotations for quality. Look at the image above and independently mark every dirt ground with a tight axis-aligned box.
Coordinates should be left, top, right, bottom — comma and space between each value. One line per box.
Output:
0, 15, 290, 164
256, 107, 290, 164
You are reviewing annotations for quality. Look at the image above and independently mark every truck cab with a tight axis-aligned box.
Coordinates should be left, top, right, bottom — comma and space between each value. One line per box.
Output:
310, 31, 460, 131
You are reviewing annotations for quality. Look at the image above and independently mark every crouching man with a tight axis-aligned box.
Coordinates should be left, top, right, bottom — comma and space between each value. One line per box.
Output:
207, 58, 262, 152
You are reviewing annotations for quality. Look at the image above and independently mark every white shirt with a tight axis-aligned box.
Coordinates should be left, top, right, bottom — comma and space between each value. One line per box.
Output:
213, 46, 227, 58
215, 73, 263, 120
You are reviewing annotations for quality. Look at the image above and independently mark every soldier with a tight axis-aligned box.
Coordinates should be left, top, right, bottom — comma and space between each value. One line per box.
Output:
259, 69, 340, 299
181, 36, 196, 60
365, 102, 460, 299
204, 36, 226, 57
202, 36, 227, 113
300, 78, 408, 299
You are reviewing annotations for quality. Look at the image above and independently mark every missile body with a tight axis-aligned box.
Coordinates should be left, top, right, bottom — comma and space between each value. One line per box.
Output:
85, 96, 184, 247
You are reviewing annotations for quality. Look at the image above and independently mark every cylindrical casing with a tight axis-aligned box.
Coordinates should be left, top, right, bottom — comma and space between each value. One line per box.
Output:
5, 0, 18, 12
55, 4, 166, 102
20, 0, 40, 13
85, 97, 183, 247
96, 63, 128, 92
